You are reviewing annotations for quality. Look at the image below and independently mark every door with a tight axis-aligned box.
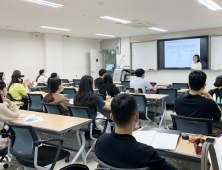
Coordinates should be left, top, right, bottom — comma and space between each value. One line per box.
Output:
90, 49, 103, 80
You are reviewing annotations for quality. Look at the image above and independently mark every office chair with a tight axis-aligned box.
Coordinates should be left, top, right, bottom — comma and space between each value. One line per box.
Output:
59, 164, 89, 170
6, 93, 15, 101
6, 121, 70, 170
61, 79, 69, 83
150, 82, 156, 87
93, 154, 150, 170
37, 83, 46, 86
62, 88, 76, 99
121, 81, 130, 92
172, 83, 189, 89
157, 89, 177, 111
41, 88, 50, 93
126, 88, 143, 93
43, 103, 64, 115
73, 79, 81, 87
28, 94, 43, 112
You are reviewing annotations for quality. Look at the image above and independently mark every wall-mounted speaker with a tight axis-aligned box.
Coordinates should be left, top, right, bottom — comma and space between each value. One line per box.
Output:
116, 37, 121, 54
33, 32, 41, 38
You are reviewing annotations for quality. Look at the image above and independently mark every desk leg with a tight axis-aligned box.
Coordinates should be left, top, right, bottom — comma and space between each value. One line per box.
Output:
159, 100, 166, 129
70, 131, 87, 165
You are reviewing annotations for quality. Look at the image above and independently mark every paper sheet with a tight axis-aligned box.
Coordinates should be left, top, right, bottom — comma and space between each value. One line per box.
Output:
133, 130, 157, 146
23, 114, 44, 124
96, 62, 100, 67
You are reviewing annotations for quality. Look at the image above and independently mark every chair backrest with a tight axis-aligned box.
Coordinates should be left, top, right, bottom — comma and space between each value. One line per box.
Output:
93, 154, 150, 170
43, 103, 64, 115
62, 88, 76, 99
61, 79, 69, 83
73, 79, 81, 87
37, 83, 46, 86
41, 88, 50, 93
6, 121, 38, 159
126, 88, 143, 94
6, 93, 14, 101
121, 81, 130, 92
157, 89, 177, 105
150, 82, 156, 87
28, 94, 43, 112
172, 83, 189, 89
59, 164, 89, 170
132, 95, 147, 114
97, 94, 105, 101
68, 106, 91, 131
145, 90, 157, 94
171, 114, 212, 136
217, 103, 222, 110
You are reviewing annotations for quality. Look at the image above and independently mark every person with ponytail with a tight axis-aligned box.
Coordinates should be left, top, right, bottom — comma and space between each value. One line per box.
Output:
0, 80, 19, 149
36, 69, 47, 84
47, 73, 59, 87
209, 75, 222, 102
42, 78, 69, 115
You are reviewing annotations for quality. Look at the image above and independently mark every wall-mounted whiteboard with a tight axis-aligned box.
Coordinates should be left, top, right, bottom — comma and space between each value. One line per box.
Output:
132, 41, 157, 70
211, 36, 222, 70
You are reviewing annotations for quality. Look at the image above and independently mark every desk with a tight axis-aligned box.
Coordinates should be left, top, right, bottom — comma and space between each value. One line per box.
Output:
7, 102, 24, 106
11, 110, 91, 165
113, 81, 121, 84
29, 86, 47, 90
63, 83, 74, 86
157, 83, 171, 86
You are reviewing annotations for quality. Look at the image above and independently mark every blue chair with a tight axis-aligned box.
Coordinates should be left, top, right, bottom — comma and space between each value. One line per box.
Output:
43, 103, 64, 115
62, 88, 76, 99
59, 164, 89, 170
61, 79, 69, 83
37, 83, 46, 86
6, 121, 70, 170
150, 82, 156, 87
172, 83, 189, 89
157, 89, 177, 110
126, 88, 143, 93
121, 81, 130, 92
6, 93, 15, 101
41, 88, 50, 93
73, 79, 81, 87
28, 94, 43, 112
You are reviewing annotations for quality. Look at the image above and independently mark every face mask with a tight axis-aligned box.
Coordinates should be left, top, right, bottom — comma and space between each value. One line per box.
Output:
44, 73, 47, 76
33, 82, 37, 87
3, 76, 6, 80
60, 86, 64, 93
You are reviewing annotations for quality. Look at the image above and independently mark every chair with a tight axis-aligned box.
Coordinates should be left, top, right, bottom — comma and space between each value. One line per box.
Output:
171, 114, 214, 136
157, 89, 177, 110
121, 81, 130, 92
126, 88, 143, 93
37, 83, 46, 86
172, 83, 189, 89
28, 94, 43, 112
93, 154, 150, 170
6, 93, 15, 101
150, 82, 156, 87
132, 94, 159, 127
41, 88, 50, 93
62, 88, 76, 99
73, 79, 81, 87
43, 103, 64, 115
97, 94, 105, 101
6, 121, 70, 170
59, 164, 89, 170
61, 79, 69, 83
145, 90, 157, 94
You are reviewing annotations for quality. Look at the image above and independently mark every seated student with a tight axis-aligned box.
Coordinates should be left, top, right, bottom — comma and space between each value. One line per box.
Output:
0, 72, 6, 82
99, 74, 120, 98
95, 93, 177, 170
175, 71, 222, 121
47, 72, 59, 87
130, 68, 158, 93
42, 78, 69, 115
0, 80, 20, 149
74, 75, 111, 120
36, 69, 47, 85
208, 75, 222, 102
95, 69, 107, 88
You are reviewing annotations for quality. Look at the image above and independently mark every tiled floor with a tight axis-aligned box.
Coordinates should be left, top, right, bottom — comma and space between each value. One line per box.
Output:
0, 111, 175, 170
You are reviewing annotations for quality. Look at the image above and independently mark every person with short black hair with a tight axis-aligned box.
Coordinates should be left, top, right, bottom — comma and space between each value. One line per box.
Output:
191, 54, 202, 72
95, 93, 177, 169
208, 75, 222, 102
0, 72, 6, 82
99, 74, 120, 97
130, 68, 158, 93
175, 70, 222, 121
95, 69, 107, 88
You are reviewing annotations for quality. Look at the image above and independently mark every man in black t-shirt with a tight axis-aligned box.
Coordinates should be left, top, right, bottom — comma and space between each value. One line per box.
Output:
95, 94, 177, 170
175, 70, 222, 121
94, 69, 107, 88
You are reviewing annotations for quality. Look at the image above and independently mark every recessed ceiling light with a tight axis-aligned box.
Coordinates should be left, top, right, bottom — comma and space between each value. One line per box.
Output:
95, 33, 115, 37
148, 27, 167, 32
100, 16, 132, 24
198, 0, 221, 11
22, 0, 63, 8
39, 26, 71, 31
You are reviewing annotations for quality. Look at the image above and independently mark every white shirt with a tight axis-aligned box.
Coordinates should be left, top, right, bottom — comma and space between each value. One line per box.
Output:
191, 62, 202, 70
130, 77, 153, 93
209, 136, 222, 170
37, 75, 47, 84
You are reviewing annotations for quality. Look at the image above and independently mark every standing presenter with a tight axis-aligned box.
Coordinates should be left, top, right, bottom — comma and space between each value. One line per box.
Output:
191, 54, 202, 72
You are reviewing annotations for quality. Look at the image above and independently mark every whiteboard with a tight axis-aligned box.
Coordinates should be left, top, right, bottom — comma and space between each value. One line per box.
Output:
132, 41, 157, 70
211, 36, 222, 70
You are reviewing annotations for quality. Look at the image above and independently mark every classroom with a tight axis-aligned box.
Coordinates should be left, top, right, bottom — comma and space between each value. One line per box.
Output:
0, 0, 222, 170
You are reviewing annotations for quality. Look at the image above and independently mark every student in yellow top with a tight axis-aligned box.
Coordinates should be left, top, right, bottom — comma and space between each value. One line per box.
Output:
8, 73, 29, 101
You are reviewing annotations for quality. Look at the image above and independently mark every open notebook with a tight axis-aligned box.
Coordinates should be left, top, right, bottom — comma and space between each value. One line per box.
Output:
133, 130, 180, 150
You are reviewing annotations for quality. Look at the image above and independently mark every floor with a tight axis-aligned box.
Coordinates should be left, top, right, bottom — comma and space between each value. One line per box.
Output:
0, 111, 177, 170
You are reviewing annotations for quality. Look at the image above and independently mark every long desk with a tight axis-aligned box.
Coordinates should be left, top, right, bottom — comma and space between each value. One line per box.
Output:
11, 110, 92, 165
12, 101, 24, 106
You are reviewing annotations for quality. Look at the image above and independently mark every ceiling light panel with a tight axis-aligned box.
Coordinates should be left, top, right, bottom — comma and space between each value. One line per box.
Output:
22, 0, 63, 8
95, 33, 115, 37
148, 27, 167, 32
39, 26, 71, 31
100, 16, 132, 24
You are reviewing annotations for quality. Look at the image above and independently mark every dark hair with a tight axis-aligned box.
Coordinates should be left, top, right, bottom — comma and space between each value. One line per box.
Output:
99, 69, 107, 76
214, 82, 222, 87
36, 69, 45, 82
47, 73, 58, 86
0, 80, 6, 103
8, 77, 20, 91
13, 70, 21, 74
42, 78, 61, 103
74, 75, 95, 107
135, 68, 145, 77
194, 54, 200, 62
189, 70, 206, 91
0, 72, 4, 81
103, 74, 113, 84
111, 93, 138, 126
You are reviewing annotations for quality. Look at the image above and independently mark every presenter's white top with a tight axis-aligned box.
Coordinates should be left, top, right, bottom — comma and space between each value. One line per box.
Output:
37, 75, 47, 84
191, 62, 202, 70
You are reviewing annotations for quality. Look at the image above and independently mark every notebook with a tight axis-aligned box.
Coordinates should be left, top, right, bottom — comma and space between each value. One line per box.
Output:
133, 130, 180, 150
